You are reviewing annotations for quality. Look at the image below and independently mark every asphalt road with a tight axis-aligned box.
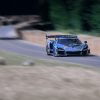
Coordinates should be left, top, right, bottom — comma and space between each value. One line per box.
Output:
0, 26, 100, 67
0, 39, 100, 67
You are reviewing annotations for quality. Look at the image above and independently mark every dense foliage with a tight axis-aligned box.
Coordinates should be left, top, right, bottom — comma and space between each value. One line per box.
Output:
0, 0, 100, 33
47, 0, 100, 32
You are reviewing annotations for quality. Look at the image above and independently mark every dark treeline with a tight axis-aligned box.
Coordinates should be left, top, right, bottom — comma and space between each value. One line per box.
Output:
49, 0, 100, 32
0, 0, 100, 32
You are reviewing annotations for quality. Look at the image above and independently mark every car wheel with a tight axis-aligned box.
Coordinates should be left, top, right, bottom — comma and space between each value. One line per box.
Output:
65, 52, 68, 57
53, 49, 58, 57
46, 46, 50, 55
82, 51, 88, 56
47, 51, 50, 55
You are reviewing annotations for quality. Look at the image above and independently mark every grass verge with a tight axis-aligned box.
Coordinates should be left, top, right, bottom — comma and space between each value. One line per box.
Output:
0, 50, 95, 68
0, 51, 100, 100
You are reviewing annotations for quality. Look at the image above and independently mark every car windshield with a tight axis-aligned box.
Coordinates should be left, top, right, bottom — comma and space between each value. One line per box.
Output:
57, 38, 82, 46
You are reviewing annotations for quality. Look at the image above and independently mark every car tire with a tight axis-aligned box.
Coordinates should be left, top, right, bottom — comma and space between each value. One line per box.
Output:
65, 52, 68, 57
53, 49, 58, 57
46, 46, 50, 56
47, 51, 50, 55
82, 51, 88, 56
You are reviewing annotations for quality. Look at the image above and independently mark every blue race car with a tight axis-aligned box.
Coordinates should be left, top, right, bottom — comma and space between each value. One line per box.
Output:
46, 35, 90, 57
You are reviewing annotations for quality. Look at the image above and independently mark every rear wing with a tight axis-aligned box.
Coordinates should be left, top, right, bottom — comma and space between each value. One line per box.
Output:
46, 34, 77, 40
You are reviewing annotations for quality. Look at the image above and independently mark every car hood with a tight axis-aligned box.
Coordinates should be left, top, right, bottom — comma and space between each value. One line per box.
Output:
57, 43, 84, 51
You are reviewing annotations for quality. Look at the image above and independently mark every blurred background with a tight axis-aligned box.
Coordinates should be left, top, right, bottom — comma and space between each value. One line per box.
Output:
0, 1, 100, 100
0, 0, 100, 33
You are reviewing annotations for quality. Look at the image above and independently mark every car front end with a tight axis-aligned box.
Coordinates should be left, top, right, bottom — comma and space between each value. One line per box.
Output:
54, 39, 90, 56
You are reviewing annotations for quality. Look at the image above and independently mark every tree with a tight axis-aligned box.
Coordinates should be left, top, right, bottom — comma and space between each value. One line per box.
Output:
62, 0, 81, 29
80, 0, 95, 31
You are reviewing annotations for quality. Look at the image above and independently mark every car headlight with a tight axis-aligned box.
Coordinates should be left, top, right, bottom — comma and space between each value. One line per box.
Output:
57, 48, 64, 51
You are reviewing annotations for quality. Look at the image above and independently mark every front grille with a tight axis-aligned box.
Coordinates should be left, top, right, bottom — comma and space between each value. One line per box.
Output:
66, 51, 81, 55
58, 51, 65, 55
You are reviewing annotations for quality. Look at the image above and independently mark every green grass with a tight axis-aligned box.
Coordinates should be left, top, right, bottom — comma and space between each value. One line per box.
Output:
0, 50, 93, 68
0, 50, 76, 66
1, 50, 100, 77
0, 51, 30, 65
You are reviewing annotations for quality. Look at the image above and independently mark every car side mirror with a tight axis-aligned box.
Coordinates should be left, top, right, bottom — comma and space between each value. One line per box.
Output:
84, 41, 87, 44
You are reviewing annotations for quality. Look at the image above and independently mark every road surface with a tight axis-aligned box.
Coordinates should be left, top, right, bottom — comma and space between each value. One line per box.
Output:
0, 26, 100, 67
0, 39, 100, 67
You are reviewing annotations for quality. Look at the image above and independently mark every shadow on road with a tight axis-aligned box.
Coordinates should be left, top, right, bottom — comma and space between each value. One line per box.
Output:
62, 54, 96, 57
48, 54, 97, 58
